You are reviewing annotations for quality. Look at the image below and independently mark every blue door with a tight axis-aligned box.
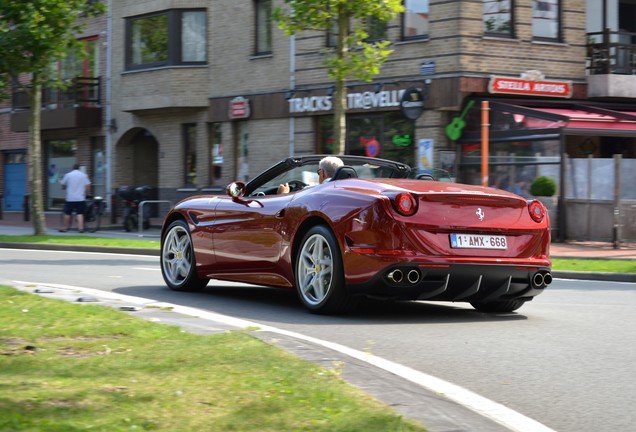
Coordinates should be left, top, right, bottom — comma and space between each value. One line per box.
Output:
4, 156, 27, 211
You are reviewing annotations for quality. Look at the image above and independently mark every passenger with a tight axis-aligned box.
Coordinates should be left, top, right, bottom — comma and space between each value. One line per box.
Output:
277, 156, 343, 194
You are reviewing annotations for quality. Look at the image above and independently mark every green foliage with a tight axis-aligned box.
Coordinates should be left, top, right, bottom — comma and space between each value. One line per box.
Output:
530, 175, 557, 197
0, 0, 106, 89
274, 0, 403, 84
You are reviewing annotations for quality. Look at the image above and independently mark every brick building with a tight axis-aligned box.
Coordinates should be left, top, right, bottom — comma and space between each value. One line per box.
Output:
3, 0, 636, 241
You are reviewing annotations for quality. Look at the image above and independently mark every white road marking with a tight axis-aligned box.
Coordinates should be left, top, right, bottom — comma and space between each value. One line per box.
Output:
13, 279, 556, 432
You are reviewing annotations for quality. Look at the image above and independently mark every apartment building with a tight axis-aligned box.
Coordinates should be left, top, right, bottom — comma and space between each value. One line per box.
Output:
2, 0, 636, 241
0, 12, 108, 213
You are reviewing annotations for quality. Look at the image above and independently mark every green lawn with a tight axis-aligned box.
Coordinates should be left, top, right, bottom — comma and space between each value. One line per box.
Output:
0, 234, 159, 249
0, 285, 425, 432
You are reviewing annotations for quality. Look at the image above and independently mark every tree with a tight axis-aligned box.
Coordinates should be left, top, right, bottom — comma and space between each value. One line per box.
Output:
0, 0, 105, 235
274, 0, 404, 155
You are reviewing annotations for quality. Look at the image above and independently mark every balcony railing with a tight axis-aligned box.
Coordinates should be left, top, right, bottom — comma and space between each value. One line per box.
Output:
587, 30, 636, 75
12, 76, 101, 110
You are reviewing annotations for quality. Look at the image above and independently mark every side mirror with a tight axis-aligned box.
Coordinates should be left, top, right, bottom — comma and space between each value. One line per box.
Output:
226, 182, 247, 198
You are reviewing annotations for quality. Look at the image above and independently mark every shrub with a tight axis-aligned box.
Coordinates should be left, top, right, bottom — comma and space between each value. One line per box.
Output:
530, 176, 557, 197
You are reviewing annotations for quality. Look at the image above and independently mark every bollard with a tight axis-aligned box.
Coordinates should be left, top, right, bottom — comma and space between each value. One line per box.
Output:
23, 194, 30, 221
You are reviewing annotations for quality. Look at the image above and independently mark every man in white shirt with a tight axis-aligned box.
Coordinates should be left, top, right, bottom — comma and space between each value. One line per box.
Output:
59, 164, 92, 232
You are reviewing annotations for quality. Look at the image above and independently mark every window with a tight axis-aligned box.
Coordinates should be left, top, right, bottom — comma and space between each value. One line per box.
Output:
316, 113, 415, 168
47, 38, 100, 108
326, 19, 339, 47
365, 16, 388, 41
47, 139, 77, 209
402, 0, 429, 40
483, 0, 513, 37
255, 0, 272, 55
209, 123, 223, 185
183, 124, 197, 186
126, 9, 206, 70
532, 0, 560, 41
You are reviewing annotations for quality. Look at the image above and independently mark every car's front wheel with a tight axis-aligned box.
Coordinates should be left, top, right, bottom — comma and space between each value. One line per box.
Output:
161, 220, 209, 292
470, 299, 525, 313
295, 225, 357, 314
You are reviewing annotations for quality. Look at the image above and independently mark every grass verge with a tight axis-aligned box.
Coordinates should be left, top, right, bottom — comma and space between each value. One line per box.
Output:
0, 285, 425, 432
550, 258, 636, 273
0, 235, 159, 249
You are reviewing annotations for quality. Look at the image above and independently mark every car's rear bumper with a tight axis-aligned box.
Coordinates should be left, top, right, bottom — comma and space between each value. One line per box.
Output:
347, 262, 551, 303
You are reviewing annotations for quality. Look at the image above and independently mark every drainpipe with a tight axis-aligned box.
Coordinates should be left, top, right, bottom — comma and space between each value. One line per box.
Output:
105, 0, 113, 218
289, 33, 296, 157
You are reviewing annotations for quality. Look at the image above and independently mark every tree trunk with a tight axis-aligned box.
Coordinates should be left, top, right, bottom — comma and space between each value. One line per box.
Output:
28, 81, 47, 235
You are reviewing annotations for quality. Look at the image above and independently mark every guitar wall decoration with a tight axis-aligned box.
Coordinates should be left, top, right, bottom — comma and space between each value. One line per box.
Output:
445, 100, 475, 141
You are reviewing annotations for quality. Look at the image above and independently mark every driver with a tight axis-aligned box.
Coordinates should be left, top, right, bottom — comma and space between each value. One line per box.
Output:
277, 156, 344, 194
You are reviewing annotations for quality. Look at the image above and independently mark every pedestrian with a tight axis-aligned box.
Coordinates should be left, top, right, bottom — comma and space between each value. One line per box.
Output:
59, 164, 92, 233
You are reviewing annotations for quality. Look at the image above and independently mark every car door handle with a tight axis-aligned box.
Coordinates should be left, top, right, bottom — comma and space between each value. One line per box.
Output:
276, 209, 286, 218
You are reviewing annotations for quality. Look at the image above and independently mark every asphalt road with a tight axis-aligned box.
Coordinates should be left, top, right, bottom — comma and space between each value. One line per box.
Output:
1, 248, 635, 432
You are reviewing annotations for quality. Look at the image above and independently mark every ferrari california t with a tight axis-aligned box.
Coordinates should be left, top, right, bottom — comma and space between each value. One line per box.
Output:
160, 155, 552, 314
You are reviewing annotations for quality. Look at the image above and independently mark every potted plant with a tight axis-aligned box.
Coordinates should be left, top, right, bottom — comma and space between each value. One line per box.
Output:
530, 176, 558, 237
530, 175, 557, 197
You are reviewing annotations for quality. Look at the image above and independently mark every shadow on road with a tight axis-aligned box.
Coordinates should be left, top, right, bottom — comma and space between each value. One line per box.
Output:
115, 283, 528, 326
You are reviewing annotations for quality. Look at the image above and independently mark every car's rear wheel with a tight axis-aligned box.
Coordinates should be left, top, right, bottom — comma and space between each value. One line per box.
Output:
161, 220, 209, 292
295, 225, 357, 314
470, 299, 525, 313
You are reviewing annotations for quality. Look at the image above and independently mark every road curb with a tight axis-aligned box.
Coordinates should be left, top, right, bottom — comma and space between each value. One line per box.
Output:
551, 270, 636, 283
1, 242, 634, 282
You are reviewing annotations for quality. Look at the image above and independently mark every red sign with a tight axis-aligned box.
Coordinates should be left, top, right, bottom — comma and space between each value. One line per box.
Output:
489, 76, 573, 98
229, 96, 251, 119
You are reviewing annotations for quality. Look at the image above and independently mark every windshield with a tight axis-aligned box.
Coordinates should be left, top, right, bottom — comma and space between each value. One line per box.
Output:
248, 158, 408, 196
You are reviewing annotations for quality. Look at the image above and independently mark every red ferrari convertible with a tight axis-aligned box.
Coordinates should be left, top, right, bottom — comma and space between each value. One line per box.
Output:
160, 155, 552, 314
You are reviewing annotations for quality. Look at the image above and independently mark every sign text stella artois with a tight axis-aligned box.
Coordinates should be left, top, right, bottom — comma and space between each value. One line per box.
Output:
488, 70, 572, 98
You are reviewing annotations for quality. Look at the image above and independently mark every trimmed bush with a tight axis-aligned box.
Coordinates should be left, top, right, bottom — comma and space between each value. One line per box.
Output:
530, 175, 557, 197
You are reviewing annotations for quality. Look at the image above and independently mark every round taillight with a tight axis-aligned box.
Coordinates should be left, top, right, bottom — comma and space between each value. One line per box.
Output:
395, 192, 418, 216
528, 200, 545, 223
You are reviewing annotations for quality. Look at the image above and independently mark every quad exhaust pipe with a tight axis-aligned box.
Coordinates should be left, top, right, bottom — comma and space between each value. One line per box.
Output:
387, 268, 421, 285
532, 271, 553, 288
407, 269, 421, 284
387, 269, 403, 283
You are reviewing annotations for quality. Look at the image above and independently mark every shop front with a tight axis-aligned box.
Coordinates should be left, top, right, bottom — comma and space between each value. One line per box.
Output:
209, 82, 428, 180
456, 96, 636, 242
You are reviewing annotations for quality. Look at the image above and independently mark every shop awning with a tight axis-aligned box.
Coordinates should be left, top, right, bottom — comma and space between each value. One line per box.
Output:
489, 100, 636, 133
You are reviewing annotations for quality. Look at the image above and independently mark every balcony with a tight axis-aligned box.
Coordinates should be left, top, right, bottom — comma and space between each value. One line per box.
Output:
10, 77, 102, 132
587, 30, 636, 99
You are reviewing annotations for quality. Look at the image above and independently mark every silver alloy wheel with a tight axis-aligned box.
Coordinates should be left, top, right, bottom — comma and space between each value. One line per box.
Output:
297, 233, 334, 306
162, 224, 193, 287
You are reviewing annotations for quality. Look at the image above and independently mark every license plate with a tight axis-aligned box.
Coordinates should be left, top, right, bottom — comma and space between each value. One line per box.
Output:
450, 234, 507, 250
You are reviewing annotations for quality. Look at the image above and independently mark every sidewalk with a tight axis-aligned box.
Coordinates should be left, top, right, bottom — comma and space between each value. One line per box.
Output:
0, 211, 162, 239
1, 210, 636, 260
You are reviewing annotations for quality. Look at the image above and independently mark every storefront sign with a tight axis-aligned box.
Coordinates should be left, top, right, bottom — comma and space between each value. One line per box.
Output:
400, 88, 425, 120
288, 89, 406, 114
489, 74, 572, 98
229, 96, 251, 119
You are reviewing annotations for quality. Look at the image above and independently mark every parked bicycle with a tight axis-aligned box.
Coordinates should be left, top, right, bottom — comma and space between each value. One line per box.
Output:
84, 195, 105, 232
59, 195, 105, 233
117, 186, 152, 232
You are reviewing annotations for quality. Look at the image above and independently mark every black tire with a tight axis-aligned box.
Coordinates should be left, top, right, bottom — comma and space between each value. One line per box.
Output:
123, 212, 136, 232
84, 204, 101, 233
161, 220, 209, 292
295, 225, 357, 314
470, 299, 526, 313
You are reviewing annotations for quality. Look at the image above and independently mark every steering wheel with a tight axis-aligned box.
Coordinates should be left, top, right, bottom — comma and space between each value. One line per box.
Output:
287, 180, 307, 192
